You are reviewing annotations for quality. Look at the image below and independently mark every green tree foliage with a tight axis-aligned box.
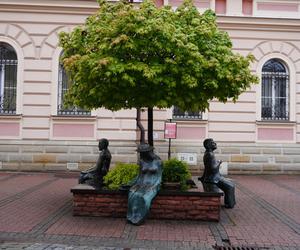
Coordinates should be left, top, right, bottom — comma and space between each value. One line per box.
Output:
59, 0, 258, 113
103, 162, 139, 190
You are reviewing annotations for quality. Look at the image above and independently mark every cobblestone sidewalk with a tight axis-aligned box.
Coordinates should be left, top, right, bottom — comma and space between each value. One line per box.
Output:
0, 172, 299, 250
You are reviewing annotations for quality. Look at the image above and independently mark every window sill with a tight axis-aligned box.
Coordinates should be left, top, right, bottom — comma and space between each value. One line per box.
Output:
171, 119, 208, 124
256, 120, 296, 126
51, 115, 97, 121
0, 114, 22, 120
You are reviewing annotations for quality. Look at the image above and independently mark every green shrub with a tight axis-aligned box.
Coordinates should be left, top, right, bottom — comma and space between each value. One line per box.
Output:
162, 158, 192, 191
103, 163, 139, 190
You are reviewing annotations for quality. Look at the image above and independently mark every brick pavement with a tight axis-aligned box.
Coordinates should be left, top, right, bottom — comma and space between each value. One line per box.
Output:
0, 172, 299, 250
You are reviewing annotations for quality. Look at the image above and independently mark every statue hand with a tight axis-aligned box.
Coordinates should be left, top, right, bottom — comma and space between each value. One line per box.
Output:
130, 184, 140, 192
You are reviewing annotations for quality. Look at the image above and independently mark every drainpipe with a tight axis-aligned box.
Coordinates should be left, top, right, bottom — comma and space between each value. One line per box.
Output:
136, 108, 145, 144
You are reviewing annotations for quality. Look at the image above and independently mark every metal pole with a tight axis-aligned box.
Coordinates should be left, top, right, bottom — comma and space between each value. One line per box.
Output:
167, 119, 172, 160
168, 138, 171, 160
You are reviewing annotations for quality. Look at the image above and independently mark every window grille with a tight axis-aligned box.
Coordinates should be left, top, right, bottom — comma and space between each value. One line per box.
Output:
0, 42, 17, 114
57, 61, 90, 116
261, 59, 289, 121
173, 106, 202, 119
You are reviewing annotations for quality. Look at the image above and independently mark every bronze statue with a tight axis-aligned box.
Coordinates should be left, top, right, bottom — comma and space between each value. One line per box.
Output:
126, 143, 162, 225
199, 138, 236, 208
79, 138, 111, 189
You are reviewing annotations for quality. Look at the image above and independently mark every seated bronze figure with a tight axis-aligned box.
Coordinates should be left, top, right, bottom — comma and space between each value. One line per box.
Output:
79, 138, 111, 189
127, 143, 162, 225
199, 138, 236, 208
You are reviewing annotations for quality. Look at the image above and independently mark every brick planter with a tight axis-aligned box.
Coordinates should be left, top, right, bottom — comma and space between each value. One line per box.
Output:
71, 183, 223, 222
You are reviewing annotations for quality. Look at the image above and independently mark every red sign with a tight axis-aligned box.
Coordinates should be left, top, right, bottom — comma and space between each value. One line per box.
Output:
164, 122, 177, 139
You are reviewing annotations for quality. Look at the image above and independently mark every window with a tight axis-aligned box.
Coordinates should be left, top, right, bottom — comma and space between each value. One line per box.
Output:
261, 59, 289, 121
57, 58, 90, 116
242, 0, 253, 15
173, 106, 202, 120
215, 0, 226, 15
0, 42, 17, 114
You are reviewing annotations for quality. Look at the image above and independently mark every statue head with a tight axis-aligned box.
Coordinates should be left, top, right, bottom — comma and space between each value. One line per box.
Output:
137, 143, 154, 159
203, 138, 217, 151
137, 143, 153, 153
98, 138, 109, 150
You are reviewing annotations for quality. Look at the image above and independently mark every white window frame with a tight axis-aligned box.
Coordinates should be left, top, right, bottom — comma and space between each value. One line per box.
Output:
256, 53, 296, 122
0, 38, 23, 115
261, 59, 289, 121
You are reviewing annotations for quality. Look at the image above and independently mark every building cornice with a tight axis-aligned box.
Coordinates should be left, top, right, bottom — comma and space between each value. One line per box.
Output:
217, 16, 300, 32
0, 1, 300, 31
0, 0, 100, 15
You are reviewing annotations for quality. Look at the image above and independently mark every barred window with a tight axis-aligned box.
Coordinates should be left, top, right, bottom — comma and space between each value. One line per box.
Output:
0, 42, 17, 114
261, 59, 289, 121
57, 58, 90, 116
172, 106, 202, 120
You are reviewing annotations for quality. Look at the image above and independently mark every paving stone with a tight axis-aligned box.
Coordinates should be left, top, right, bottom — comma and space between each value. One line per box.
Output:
0, 173, 299, 250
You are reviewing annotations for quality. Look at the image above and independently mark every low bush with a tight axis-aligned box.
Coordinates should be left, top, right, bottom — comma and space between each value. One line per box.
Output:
103, 163, 139, 190
162, 158, 192, 191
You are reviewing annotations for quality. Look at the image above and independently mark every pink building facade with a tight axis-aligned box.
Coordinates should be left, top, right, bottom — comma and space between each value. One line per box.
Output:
0, 0, 300, 174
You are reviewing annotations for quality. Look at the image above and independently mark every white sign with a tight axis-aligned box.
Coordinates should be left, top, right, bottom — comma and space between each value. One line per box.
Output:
177, 153, 197, 165
219, 162, 228, 176
67, 162, 79, 170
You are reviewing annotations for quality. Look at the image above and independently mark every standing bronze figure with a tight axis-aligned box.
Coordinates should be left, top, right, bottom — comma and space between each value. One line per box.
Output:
200, 138, 236, 208
127, 143, 162, 225
79, 138, 111, 189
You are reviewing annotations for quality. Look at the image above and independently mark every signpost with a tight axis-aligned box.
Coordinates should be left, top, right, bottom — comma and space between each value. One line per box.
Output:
164, 121, 177, 159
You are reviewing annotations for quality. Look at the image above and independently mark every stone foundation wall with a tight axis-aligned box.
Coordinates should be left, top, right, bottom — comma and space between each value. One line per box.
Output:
155, 142, 300, 175
0, 140, 137, 172
72, 187, 221, 221
0, 140, 300, 174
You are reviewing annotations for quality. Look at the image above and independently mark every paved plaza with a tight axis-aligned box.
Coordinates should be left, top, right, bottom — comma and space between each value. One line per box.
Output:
0, 172, 299, 250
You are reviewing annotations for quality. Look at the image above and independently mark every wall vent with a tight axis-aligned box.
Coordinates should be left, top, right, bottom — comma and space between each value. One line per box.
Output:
67, 162, 79, 170
177, 153, 197, 165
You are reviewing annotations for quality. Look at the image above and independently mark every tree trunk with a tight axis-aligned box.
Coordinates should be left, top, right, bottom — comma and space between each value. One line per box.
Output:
148, 107, 153, 146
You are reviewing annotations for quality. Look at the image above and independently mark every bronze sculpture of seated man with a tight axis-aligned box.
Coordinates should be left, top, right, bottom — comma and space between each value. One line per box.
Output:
199, 138, 236, 208
126, 143, 163, 225
78, 138, 111, 189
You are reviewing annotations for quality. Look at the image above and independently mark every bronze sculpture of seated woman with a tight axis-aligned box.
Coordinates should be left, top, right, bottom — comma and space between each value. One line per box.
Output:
126, 143, 162, 225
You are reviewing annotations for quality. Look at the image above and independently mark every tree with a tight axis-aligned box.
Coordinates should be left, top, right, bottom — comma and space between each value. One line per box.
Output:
59, 0, 258, 146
